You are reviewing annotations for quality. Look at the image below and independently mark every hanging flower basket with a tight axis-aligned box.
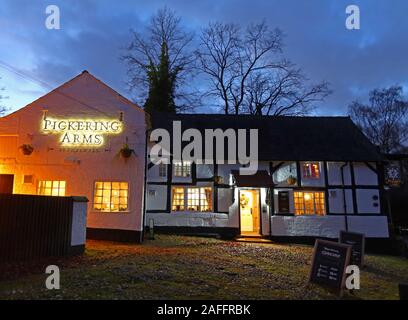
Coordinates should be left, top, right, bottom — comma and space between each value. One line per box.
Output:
120, 144, 133, 158
20, 144, 34, 156
287, 175, 297, 185
214, 175, 223, 184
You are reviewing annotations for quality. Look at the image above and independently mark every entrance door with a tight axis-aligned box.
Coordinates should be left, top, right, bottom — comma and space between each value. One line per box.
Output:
239, 189, 261, 236
0, 174, 14, 194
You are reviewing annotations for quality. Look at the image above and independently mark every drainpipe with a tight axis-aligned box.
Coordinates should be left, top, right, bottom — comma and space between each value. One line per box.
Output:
340, 162, 349, 231
141, 127, 152, 243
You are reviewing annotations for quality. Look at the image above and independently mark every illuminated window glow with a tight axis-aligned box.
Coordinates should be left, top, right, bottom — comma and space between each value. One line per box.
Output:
94, 181, 128, 212
294, 191, 325, 215
302, 162, 320, 179
171, 187, 185, 211
187, 187, 212, 212
173, 161, 191, 177
37, 180, 66, 196
172, 187, 213, 212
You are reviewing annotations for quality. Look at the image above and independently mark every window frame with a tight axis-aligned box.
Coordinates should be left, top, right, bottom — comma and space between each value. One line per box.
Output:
302, 162, 321, 179
294, 191, 326, 216
171, 187, 185, 211
93, 181, 130, 213
23, 175, 34, 184
158, 162, 168, 177
171, 186, 213, 213
173, 160, 192, 178
37, 180, 66, 196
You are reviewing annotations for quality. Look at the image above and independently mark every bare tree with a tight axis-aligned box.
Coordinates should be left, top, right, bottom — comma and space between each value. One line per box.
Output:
196, 21, 330, 115
349, 86, 408, 153
123, 7, 198, 112
245, 66, 330, 115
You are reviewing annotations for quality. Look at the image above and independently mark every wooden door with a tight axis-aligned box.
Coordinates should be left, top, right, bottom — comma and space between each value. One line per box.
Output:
251, 190, 260, 234
240, 189, 261, 235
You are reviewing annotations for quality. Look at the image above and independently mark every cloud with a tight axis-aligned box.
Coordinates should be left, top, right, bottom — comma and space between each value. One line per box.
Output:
1, 0, 408, 115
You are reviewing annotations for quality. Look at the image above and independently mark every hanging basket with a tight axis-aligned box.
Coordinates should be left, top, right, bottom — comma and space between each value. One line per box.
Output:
120, 145, 133, 158
20, 144, 34, 156
287, 176, 297, 185
214, 175, 223, 184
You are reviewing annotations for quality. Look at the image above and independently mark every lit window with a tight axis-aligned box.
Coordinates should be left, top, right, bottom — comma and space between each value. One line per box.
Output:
172, 187, 185, 211
94, 181, 128, 212
173, 161, 191, 177
172, 187, 213, 212
37, 180, 66, 196
187, 187, 212, 212
158, 163, 167, 177
302, 162, 320, 179
294, 191, 325, 216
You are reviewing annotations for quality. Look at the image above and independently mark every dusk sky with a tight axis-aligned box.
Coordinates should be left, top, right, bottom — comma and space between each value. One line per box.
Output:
0, 0, 407, 115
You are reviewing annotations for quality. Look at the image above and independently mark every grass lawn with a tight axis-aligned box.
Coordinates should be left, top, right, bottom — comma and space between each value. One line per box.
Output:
0, 235, 407, 300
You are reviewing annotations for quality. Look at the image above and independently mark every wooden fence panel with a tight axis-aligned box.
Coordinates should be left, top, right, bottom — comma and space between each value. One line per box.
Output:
0, 194, 74, 262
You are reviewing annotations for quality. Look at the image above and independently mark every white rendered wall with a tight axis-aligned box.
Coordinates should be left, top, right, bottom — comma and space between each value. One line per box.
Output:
353, 162, 378, 185
217, 188, 233, 212
271, 215, 388, 238
0, 72, 147, 232
197, 164, 214, 178
146, 185, 168, 211
347, 216, 389, 237
328, 189, 354, 214
146, 212, 231, 228
327, 162, 352, 185
271, 215, 346, 238
356, 189, 381, 214
147, 164, 167, 183
71, 199, 88, 246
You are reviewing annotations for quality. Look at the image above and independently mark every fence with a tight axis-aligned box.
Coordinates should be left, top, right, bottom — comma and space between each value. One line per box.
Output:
0, 194, 87, 262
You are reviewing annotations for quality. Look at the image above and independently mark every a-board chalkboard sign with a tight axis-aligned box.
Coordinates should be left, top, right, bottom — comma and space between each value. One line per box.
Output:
339, 230, 365, 267
309, 239, 351, 293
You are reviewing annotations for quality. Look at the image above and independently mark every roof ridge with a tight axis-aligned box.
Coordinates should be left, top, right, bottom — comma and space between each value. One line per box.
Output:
2, 70, 144, 118
153, 113, 350, 119
80, 71, 144, 113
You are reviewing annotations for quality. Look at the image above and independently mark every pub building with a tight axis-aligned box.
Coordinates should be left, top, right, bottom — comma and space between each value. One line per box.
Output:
145, 114, 389, 240
0, 72, 390, 243
0, 71, 147, 242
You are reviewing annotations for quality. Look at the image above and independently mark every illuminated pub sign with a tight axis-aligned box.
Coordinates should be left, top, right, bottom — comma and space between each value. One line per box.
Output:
42, 116, 124, 147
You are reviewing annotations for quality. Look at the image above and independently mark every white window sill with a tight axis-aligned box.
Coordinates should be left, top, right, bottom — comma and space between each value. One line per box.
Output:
170, 211, 228, 218
91, 210, 130, 214
294, 214, 327, 217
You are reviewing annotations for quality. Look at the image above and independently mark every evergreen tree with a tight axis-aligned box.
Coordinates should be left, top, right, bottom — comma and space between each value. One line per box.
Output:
144, 42, 178, 113
124, 7, 196, 113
